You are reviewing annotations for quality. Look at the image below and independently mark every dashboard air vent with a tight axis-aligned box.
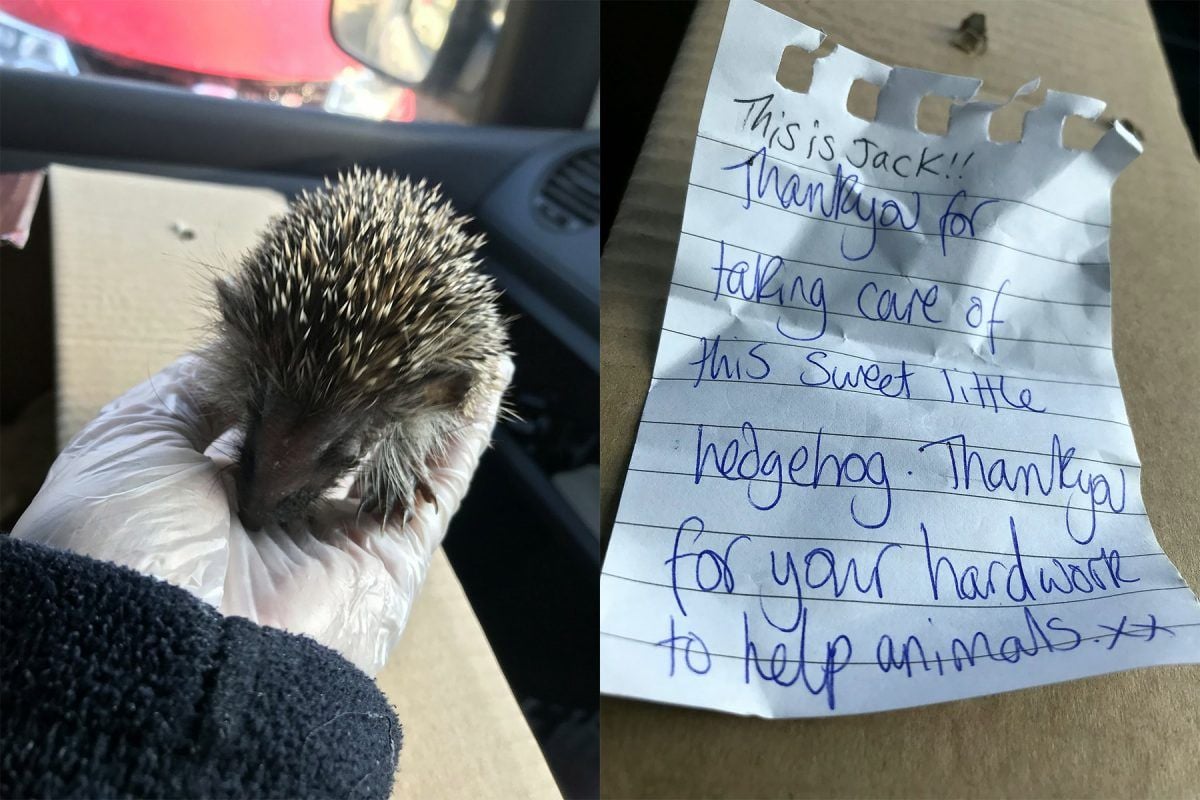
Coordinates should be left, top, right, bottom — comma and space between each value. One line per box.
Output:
534, 147, 600, 232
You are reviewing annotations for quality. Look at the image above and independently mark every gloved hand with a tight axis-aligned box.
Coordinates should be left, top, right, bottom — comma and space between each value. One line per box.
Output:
12, 354, 511, 676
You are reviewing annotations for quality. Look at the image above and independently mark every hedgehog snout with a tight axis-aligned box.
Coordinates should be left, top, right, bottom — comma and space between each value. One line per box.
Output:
237, 495, 270, 532
235, 442, 339, 531
234, 442, 307, 531
234, 402, 362, 531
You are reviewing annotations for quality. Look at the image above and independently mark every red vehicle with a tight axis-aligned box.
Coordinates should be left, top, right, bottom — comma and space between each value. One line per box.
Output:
0, 0, 423, 121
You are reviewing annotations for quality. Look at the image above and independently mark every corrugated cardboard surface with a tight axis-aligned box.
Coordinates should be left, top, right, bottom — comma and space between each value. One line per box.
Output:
49, 166, 284, 446
48, 165, 559, 800
383, 552, 563, 798
600, 1, 1200, 796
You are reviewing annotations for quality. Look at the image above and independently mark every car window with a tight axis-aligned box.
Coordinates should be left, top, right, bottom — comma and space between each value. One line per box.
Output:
0, 0, 508, 124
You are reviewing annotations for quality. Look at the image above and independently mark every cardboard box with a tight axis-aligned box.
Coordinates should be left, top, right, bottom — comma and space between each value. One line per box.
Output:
600, 1, 1200, 796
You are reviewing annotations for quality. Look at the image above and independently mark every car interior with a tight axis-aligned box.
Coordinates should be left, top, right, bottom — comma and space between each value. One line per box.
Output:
0, 3, 599, 794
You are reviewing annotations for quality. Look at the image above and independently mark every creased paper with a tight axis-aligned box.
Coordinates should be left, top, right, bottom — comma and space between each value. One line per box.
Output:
600, 0, 1200, 718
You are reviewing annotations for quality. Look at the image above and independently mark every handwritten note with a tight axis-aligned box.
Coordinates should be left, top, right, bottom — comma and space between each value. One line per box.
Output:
599, 0, 1200, 717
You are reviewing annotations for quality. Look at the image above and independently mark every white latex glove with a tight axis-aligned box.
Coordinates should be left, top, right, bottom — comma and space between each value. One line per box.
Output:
12, 354, 511, 676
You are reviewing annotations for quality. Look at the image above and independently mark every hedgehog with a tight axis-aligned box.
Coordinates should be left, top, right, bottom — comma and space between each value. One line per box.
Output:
199, 168, 510, 531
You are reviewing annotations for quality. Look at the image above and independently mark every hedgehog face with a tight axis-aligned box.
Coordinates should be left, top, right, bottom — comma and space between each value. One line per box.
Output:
234, 391, 370, 531
231, 369, 474, 530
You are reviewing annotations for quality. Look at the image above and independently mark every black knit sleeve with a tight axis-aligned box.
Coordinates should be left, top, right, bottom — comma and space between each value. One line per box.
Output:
0, 535, 401, 800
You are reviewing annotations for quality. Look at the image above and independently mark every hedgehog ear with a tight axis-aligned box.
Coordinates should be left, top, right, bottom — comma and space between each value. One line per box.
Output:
422, 367, 474, 411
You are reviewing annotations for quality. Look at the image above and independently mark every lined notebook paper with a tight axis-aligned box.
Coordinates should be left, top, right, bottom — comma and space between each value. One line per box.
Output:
600, 0, 1200, 717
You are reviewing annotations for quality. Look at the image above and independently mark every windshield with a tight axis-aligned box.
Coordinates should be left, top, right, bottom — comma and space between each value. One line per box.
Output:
0, 0, 511, 124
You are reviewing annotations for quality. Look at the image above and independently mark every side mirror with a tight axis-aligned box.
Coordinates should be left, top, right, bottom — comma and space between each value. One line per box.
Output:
330, 0, 496, 89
